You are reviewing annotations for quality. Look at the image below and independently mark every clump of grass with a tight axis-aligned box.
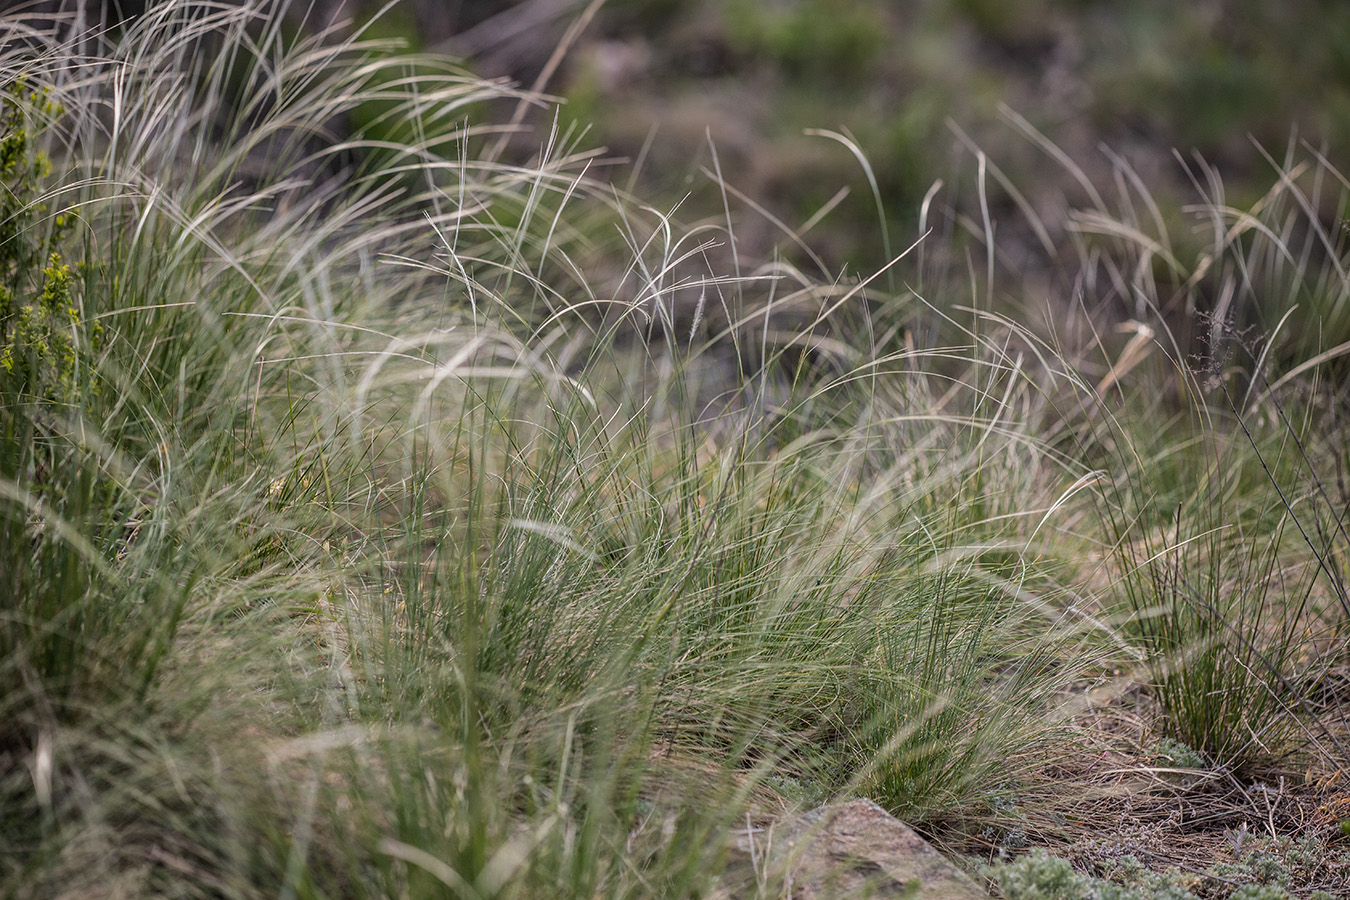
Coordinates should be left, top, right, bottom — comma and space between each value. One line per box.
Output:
1105, 412, 1312, 774
1094, 185, 1350, 773
971, 112, 1350, 775
905, 111, 1350, 891
0, 2, 1099, 896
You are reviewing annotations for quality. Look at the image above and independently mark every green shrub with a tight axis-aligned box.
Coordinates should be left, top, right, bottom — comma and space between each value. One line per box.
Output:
0, 82, 64, 288
0, 83, 91, 404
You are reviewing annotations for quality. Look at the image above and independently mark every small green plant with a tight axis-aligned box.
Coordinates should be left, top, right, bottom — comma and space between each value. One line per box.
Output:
1150, 736, 1206, 769
0, 81, 64, 286
987, 845, 1345, 900
0, 252, 89, 401
0, 83, 90, 403
986, 849, 1198, 900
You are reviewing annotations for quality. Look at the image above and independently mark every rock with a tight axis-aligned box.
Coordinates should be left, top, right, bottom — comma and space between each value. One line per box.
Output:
728, 799, 992, 899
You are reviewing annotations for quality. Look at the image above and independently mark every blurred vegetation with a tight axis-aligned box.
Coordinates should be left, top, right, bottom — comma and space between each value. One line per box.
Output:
343, 0, 1350, 277
118, 0, 1349, 285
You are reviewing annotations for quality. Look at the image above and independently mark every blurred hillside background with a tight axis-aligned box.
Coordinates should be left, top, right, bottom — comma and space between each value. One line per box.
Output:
44, 0, 1350, 346
271, 0, 1350, 276
53, 1, 1350, 258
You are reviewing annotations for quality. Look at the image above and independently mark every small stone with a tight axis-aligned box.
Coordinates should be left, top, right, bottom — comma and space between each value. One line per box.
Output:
729, 799, 992, 899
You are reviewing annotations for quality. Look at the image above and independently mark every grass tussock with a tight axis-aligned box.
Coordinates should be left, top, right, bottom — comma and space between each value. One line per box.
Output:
1, 3, 1349, 899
